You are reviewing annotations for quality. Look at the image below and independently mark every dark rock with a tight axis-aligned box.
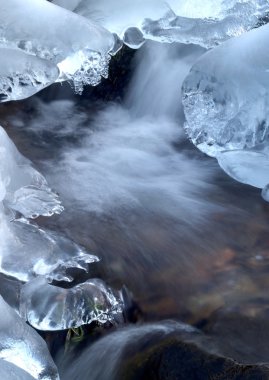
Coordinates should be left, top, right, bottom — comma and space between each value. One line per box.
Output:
121, 337, 269, 380
60, 321, 269, 380
204, 311, 269, 365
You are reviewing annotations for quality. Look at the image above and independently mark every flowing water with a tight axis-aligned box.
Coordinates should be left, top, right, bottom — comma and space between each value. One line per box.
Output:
2, 41, 269, 372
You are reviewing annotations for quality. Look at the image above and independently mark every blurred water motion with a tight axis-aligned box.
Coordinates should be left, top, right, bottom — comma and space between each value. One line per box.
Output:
1, 41, 269, 328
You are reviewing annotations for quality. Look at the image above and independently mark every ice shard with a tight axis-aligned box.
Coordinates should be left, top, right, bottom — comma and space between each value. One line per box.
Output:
182, 23, 269, 158
0, 296, 59, 380
20, 277, 123, 331
0, 126, 63, 219
0, 0, 114, 92
53, 0, 269, 47
0, 48, 59, 102
0, 218, 99, 282
0, 359, 35, 380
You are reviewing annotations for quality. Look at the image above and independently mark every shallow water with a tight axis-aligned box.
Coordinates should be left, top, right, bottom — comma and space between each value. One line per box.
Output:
1, 42, 269, 366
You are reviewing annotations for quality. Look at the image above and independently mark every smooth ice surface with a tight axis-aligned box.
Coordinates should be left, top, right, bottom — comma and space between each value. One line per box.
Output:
217, 150, 269, 189
20, 277, 123, 330
53, 0, 269, 47
0, 126, 63, 219
0, 0, 114, 92
0, 296, 59, 379
0, 359, 35, 380
183, 23, 269, 158
0, 48, 59, 102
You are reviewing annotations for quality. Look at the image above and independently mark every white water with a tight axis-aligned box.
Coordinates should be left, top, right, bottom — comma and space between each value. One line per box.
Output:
25, 42, 218, 225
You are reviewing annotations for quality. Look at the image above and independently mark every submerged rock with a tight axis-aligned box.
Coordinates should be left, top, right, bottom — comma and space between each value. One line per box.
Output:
121, 338, 269, 380
61, 320, 269, 380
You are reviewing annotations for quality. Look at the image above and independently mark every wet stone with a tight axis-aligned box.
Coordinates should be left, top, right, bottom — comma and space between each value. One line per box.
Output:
120, 338, 269, 380
204, 311, 269, 365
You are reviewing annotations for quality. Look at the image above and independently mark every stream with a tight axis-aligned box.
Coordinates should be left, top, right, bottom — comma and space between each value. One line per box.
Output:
2, 40, 269, 377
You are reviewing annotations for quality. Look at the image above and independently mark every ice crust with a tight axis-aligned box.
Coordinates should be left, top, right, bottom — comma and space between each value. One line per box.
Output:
0, 48, 59, 102
53, 0, 269, 48
0, 0, 114, 93
0, 296, 59, 379
20, 277, 123, 331
1, 0, 267, 99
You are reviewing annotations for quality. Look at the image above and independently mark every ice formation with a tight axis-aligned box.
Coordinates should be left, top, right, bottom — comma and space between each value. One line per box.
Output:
0, 0, 114, 92
0, 48, 59, 102
0, 0, 268, 378
0, 359, 35, 380
217, 150, 269, 189
53, 0, 269, 48
0, 218, 99, 282
182, 23, 269, 194
20, 277, 123, 330
0, 125, 98, 282
0, 126, 62, 219
142, 0, 269, 47
182, 23, 269, 158
0, 296, 59, 380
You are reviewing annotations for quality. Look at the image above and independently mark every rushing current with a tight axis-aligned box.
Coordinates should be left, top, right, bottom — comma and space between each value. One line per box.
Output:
1, 1, 269, 379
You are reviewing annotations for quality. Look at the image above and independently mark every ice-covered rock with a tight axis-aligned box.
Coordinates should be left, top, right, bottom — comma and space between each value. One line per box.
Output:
182, 23, 269, 157
0, 48, 59, 102
53, 0, 269, 48
0, 359, 35, 380
0, 0, 114, 92
0, 295, 59, 379
20, 277, 123, 330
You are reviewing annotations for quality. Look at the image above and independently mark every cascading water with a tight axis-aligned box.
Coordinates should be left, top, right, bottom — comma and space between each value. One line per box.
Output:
1, 1, 269, 378
5, 38, 267, 327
